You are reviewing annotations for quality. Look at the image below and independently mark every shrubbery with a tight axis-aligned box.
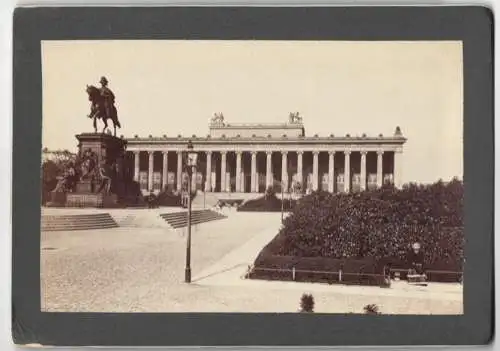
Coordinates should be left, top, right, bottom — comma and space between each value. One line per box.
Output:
299, 294, 315, 313
248, 252, 383, 285
155, 189, 196, 207
364, 304, 381, 315
250, 178, 464, 282
237, 193, 297, 212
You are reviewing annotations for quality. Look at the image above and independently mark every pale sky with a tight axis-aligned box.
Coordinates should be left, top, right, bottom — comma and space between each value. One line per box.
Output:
42, 40, 463, 184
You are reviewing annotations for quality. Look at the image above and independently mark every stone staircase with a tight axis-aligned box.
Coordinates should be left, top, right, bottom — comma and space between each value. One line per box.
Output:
41, 213, 119, 232
159, 209, 227, 229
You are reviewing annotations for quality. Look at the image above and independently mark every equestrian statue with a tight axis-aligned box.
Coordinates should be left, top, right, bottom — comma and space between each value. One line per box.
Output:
86, 76, 122, 136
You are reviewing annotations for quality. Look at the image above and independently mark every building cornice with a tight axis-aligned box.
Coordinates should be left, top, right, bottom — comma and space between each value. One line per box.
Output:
126, 135, 407, 145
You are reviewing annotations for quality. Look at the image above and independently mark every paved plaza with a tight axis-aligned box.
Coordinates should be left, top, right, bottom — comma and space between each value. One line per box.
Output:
41, 209, 463, 314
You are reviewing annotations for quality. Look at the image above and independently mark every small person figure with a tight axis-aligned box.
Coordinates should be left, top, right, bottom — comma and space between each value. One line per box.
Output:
148, 190, 157, 209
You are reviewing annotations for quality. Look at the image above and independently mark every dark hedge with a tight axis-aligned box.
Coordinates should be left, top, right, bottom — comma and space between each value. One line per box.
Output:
249, 179, 464, 283
237, 194, 297, 212
154, 190, 196, 207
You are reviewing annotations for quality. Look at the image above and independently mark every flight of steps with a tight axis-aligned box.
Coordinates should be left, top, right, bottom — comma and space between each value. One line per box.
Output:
41, 213, 119, 232
159, 209, 227, 229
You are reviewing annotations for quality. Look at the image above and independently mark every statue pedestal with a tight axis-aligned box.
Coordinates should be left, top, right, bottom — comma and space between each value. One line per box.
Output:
65, 133, 127, 208
76, 132, 127, 167
46, 192, 67, 207
75, 180, 95, 193
66, 193, 119, 208
49, 132, 143, 208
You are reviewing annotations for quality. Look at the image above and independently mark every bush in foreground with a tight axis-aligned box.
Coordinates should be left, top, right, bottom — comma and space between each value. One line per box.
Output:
364, 304, 381, 315
299, 293, 315, 313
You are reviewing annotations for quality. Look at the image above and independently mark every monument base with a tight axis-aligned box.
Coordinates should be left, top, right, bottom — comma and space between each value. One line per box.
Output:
75, 179, 96, 193
46, 192, 67, 207
45, 132, 144, 208
66, 193, 119, 208
64, 133, 126, 208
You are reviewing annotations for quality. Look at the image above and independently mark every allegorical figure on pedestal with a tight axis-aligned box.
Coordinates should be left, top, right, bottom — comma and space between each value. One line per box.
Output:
79, 148, 97, 180
53, 161, 78, 193
97, 159, 114, 194
86, 76, 122, 135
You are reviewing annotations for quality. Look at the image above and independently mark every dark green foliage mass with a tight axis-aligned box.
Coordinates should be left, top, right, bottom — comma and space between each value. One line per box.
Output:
267, 178, 464, 270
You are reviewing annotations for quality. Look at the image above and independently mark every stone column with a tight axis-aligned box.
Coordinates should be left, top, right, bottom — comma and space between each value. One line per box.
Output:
344, 150, 351, 193
205, 151, 212, 192
235, 151, 242, 192
162, 151, 168, 190
148, 151, 154, 191
394, 149, 403, 189
176, 151, 183, 192
221, 151, 227, 192
328, 151, 335, 193
297, 151, 303, 186
251, 151, 257, 193
133, 151, 140, 182
377, 150, 384, 188
240, 172, 245, 193
281, 151, 288, 192
360, 151, 367, 191
312, 151, 319, 191
266, 151, 272, 189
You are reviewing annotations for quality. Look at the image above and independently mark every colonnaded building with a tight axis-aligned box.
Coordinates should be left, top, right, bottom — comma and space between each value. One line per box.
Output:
124, 114, 406, 195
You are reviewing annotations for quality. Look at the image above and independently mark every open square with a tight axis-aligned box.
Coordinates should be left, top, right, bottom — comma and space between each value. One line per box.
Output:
41, 208, 463, 314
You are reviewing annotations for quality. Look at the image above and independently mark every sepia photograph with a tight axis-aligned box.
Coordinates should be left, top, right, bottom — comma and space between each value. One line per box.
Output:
40, 40, 464, 315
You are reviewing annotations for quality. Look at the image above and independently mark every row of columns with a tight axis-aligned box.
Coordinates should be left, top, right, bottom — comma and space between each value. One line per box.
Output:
132, 149, 402, 192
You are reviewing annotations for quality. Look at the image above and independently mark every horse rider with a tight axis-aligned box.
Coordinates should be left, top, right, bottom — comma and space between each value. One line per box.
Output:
99, 76, 115, 119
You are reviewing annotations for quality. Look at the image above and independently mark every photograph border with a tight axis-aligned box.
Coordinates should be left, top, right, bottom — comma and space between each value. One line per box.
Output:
12, 6, 494, 346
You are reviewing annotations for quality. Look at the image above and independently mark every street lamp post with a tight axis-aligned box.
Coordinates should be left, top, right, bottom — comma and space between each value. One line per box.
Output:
185, 140, 198, 283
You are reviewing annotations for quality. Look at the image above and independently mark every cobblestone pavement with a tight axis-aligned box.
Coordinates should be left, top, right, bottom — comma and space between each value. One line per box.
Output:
41, 210, 463, 314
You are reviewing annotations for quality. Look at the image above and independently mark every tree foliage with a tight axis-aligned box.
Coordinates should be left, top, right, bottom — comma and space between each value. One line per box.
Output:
41, 149, 77, 203
299, 293, 315, 313
273, 178, 464, 270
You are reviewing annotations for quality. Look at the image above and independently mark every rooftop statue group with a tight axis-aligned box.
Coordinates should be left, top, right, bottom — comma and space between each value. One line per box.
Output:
210, 112, 225, 126
288, 112, 303, 124
86, 76, 122, 136
210, 111, 303, 126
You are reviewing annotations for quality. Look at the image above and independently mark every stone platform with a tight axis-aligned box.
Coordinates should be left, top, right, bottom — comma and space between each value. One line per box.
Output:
66, 193, 119, 208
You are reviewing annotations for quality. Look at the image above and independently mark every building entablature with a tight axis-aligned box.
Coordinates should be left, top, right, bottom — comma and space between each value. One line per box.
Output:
125, 140, 405, 154
125, 120, 406, 154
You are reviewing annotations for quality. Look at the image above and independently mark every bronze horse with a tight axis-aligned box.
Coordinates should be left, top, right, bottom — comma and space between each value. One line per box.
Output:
86, 85, 121, 135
